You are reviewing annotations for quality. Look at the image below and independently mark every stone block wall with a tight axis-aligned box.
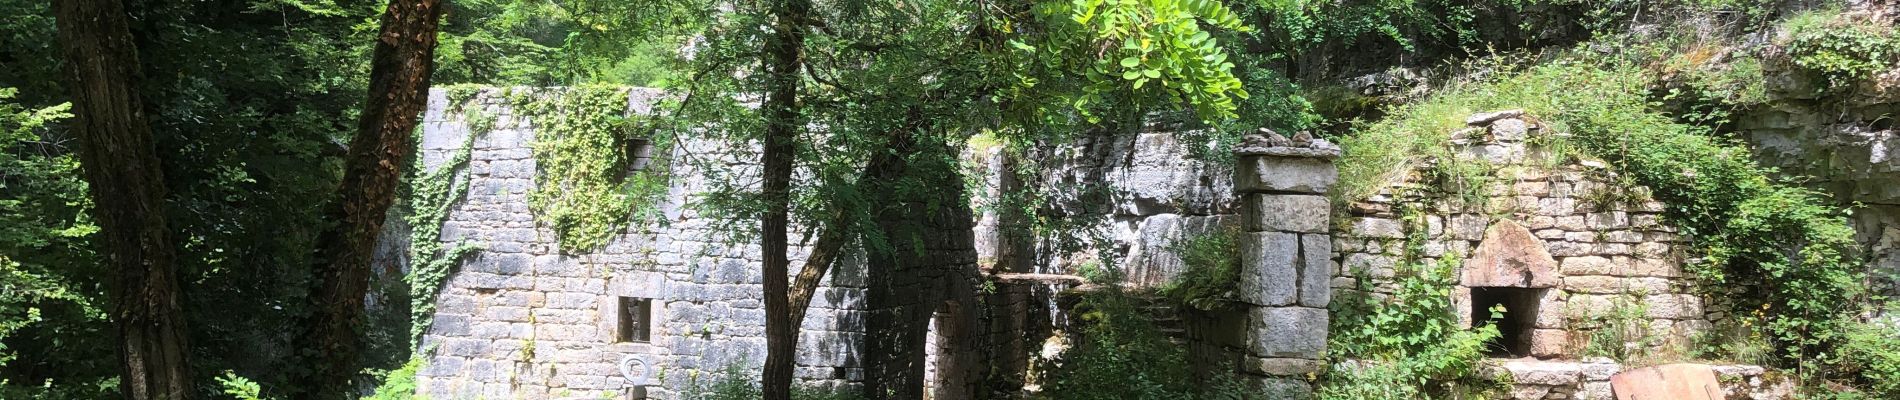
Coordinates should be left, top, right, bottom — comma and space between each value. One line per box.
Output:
1737, 95, 1900, 290
1332, 113, 1713, 360
1181, 133, 1340, 399
398, 86, 1773, 399
996, 124, 1237, 286
1491, 360, 1791, 400
405, 88, 869, 399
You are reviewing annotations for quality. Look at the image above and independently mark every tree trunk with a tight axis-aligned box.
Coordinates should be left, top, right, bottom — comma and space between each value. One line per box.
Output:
294, 0, 444, 397
759, 0, 810, 397
52, 0, 192, 398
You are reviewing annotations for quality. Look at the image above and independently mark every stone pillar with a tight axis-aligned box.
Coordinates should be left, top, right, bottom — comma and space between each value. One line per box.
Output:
1233, 131, 1339, 398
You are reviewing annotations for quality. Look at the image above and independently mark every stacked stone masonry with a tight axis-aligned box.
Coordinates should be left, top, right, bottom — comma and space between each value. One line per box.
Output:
1334, 113, 1715, 362
396, 86, 1798, 400
1230, 132, 1339, 398
407, 88, 869, 399
1491, 360, 1792, 400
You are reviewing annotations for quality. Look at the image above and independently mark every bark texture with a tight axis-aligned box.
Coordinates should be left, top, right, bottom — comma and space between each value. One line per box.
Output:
295, 0, 444, 397
54, 1, 193, 398
760, 0, 811, 397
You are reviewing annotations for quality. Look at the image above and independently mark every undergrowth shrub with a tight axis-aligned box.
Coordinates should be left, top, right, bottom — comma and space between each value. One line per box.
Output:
1041, 287, 1251, 400
1829, 313, 1900, 398
1332, 55, 1870, 389
1690, 303, 1776, 366
215, 371, 266, 400
1160, 226, 1242, 311
361, 357, 424, 400
683, 363, 861, 400
1574, 296, 1660, 364
1324, 208, 1501, 399
1778, 8, 1899, 90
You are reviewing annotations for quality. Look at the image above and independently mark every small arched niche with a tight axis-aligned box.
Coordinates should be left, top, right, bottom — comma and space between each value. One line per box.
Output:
1459, 219, 1559, 358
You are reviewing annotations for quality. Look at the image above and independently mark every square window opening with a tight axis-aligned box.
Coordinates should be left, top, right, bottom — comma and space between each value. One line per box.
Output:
1470, 287, 1543, 358
618, 297, 652, 343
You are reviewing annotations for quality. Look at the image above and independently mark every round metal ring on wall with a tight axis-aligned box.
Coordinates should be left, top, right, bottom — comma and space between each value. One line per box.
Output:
619, 354, 652, 387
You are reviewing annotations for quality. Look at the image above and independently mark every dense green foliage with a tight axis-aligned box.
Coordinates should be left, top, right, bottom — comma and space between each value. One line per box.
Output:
0, 89, 87, 370
1324, 209, 1501, 399
1160, 227, 1242, 311
361, 358, 425, 400
1778, 9, 1898, 90
4, 0, 1896, 396
3, 0, 371, 394
1041, 288, 1253, 400
508, 86, 673, 252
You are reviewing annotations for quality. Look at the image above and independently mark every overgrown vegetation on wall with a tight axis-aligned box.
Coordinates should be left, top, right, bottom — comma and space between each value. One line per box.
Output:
508, 86, 673, 252
1777, 8, 1899, 91
1323, 208, 1502, 399
1039, 287, 1254, 400
1332, 54, 1898, 395
1160, 226, 1243, 311
399, 93, 486, 342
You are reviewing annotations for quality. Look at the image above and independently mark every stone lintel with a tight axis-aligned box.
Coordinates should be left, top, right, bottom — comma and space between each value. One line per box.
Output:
1461, 219, 1560, 288
1235, 155, 1339, 194
1233, 145, 1343, 160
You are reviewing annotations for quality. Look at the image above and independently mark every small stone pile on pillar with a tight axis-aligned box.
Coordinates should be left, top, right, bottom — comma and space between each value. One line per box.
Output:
1233, 130, 1340, 398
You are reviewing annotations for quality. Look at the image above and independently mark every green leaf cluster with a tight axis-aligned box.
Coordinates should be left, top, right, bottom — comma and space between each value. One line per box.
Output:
1023, 0, 1253, 121
1324, 208, 1500, 399
510, 86, 672, 252
1779, 8, 1899, 90
1159, 226, 1242, 311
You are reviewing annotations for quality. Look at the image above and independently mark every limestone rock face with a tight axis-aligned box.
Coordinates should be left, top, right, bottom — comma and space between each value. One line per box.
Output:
1462, 219, 1560, 288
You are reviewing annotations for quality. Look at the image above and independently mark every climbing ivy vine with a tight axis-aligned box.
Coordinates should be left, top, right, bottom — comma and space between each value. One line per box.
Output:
401, 94, 484, 341
508, 85, 672, 252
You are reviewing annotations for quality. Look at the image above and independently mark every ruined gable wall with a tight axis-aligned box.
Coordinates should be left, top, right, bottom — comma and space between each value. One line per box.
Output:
404, 88, 868, 399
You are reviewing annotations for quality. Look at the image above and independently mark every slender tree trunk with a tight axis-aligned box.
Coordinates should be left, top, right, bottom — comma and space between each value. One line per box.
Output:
760, 0, 810, 397
294, 0, 444, 397
53, 0, 192, 398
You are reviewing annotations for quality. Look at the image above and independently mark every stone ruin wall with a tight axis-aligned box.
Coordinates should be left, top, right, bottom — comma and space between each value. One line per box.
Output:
407, 88, 870, 399
398, 85, 1822, 399
1325, 112, 1800, 400
400, 88, 1245, 399
972, 123, 1238, 287
1333, 112, 1714, 362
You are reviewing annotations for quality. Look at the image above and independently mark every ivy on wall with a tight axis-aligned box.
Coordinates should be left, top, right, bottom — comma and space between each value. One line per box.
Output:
508, 85, 673, 252
402, 92, 484, 342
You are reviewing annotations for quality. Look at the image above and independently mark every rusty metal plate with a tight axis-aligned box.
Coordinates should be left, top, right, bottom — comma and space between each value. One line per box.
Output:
1611, 363, 1725, 400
